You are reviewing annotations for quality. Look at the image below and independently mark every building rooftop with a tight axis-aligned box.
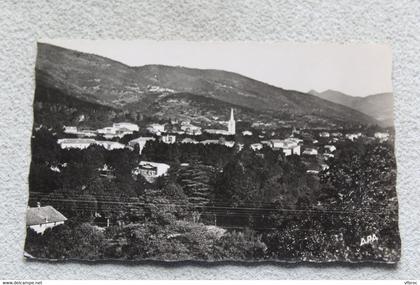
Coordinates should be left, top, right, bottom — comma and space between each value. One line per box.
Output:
200, 139, 221, 145
57, 138, 96, 144
139, 161, 170, 168
26, 205, 67, 226
181, 138, 199, 144
139, 163, 157, 170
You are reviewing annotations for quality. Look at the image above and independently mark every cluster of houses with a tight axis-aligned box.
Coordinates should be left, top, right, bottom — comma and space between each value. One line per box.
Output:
57, 108, 391, 179
57, 138, 126, 150
59, 122, 140, 150
319, 130, 389, 143
267, 137, 303, 156
64, 122, 140, 139
156, 108, 236, 136
146, 121, 203, 136
374, 131, 390, 142
30, 107, 393, 235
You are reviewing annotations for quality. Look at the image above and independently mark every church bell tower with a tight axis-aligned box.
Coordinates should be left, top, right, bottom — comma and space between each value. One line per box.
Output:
228, 108, 236, 135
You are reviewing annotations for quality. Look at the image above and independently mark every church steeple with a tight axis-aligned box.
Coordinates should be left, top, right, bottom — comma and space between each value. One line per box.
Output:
228, 108, 236, 135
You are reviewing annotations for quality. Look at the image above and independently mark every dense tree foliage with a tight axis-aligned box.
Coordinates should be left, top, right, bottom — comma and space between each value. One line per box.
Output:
26, 125, 400, 262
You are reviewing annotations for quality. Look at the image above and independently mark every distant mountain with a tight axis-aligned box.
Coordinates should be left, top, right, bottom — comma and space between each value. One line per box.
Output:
309, 89, 394, 127
35, 43, 378, 128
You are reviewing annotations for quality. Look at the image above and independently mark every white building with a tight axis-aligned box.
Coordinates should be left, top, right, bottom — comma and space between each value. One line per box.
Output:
302, 148, 318, 156
323, 153, 335, 159
319, 132, 330, 138
224, 141, 235, 148
128, 137, 155, 154
374, 132, 390, 142
63, 126, 96, 137
270, 139, 286, 149
115, 128, 134, 138
113, 122, 139, 132
321, 164, 330, 171
99, 127, 133, 139
134, 161, 170, 182
63, 126, 78, 134
57, 138, 96, 149
180, 124, 202, 136
200, 139, 234, 147
96, 141, 126, 150
330, 138, 339, 143
200, 139, 220, 145
97, 126, 117, 135
251, 122, 273, 128
97, 127, 117, 139
78, 130, 96, 137
270, 138, 301, 156
345, 133, 362, 141
324, 145, 336, 153
204, 129, 231, 135
180, 120, 191, 126
147, 123, 166, 135
250, 143, 263, 151
58, 138, 126, 151
26, 204, 67, 234
242, 130, 253, 136
181, 138, 199, 144
282, 146, 301, 156
161, 134, 176, 144
96, 123, 138, 139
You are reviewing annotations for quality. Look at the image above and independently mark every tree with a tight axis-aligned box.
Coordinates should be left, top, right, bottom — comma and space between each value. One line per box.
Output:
70, 223, 106, 259
25, 222, 106, 260
214, 230, 267, 260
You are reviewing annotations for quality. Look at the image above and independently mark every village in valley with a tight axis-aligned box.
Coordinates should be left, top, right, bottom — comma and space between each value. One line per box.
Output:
27, 105, 395, 254
48, 107, 391, 183
26, 103, 399, 262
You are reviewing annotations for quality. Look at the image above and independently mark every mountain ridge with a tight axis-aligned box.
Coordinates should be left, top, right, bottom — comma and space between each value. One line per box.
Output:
35, 43, 379, 127
309, 89, 394, 127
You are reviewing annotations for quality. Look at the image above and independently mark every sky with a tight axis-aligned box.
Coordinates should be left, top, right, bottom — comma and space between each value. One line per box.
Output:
40, 39, 393, 97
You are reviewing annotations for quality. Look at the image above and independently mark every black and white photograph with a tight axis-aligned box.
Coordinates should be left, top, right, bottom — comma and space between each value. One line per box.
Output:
25, 40, 400, 263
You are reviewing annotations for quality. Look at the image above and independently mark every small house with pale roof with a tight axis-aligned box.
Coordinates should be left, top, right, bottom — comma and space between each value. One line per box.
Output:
26, 203, 67, 234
